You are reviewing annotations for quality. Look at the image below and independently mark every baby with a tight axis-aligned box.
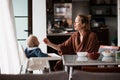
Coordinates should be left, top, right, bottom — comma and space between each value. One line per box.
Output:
25, 35, 49, 58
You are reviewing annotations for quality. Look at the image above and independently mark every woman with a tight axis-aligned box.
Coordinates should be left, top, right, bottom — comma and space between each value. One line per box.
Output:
44, 14, 100, 70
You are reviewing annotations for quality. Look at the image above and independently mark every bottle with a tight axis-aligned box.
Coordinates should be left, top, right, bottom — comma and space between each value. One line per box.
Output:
47, 21, 52, 34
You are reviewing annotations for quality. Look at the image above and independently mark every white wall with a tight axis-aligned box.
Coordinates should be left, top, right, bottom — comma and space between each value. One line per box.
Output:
33, 0, 47, 52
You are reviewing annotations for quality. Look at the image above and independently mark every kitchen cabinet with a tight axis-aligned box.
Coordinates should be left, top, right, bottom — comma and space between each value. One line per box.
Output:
89, 0, 117, 45
47, 33, 71, 71
47, 34, 71, 53
91, 28, 109, 45
89, 0, 117, 17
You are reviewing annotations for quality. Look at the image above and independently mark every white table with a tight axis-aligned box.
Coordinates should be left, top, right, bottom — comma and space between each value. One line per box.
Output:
62, 55, 120, 80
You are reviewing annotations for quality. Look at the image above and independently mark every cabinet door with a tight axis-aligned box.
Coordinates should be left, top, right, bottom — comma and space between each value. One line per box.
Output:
92, 28, 109, 45
47, 35, 70, 53
90, 0, 117, 17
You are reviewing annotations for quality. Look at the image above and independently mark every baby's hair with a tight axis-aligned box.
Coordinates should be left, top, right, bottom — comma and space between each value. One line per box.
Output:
27, 35, 39, 47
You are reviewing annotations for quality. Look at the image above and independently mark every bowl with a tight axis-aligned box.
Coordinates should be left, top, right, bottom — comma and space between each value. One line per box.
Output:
77, 52, 88, 57
87, 52, 100, 60
102, 57, 113, 62
76, 57, 88, 61
102, 51, 112, 57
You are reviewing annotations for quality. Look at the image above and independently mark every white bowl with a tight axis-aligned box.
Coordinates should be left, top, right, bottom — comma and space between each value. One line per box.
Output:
102, 51, 112, 57
76, 57, 88, 61
77, 52, 88, 57
102, 57, 113, 62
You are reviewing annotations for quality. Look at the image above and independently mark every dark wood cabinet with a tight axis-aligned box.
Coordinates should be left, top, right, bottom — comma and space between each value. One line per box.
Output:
89, 0, 117, 45
47, 34, 70, 71
89, 0, 117, 17
47, 34, 70, 53
91, 28, 109, 45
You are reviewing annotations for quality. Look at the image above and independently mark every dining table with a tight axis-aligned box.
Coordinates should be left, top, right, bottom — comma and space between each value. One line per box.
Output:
62, 55, 120, 80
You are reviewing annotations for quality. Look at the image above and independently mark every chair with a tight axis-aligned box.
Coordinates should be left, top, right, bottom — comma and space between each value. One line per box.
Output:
72, 70, 120, 80
27, 57, 50, 74
0, 71, 68, 80
18, 45, 28, 65
19, 46, 61, 74
18, 45, 50, 74
18, 45, 28, 74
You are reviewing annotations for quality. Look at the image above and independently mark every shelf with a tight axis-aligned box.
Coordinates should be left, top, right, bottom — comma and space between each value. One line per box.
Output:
90, 4, 116, 6
90, 0, 117, 5
91, 15, 117, 17
90, 1, 117, 17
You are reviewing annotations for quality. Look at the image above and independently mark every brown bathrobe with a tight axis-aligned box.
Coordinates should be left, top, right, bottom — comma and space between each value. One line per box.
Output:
54, 30, 100, 71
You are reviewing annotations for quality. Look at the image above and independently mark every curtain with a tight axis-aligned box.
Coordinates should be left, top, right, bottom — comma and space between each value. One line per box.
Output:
0, 0, 21, 74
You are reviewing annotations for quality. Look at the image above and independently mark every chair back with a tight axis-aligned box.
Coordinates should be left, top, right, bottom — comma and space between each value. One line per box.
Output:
27, 57, 50, 72
18, 45, 28, 65
0, 71, 68, 80
18, 45, 28, 74
72, 70, 120, 80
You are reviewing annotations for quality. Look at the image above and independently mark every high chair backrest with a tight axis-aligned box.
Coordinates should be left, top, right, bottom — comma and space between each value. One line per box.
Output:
18, 45, 28, 65
18, 45, 28, 74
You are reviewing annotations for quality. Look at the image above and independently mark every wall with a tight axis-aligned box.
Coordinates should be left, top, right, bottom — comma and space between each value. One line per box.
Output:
72, 1, 89, 21
33, 0, 47, 52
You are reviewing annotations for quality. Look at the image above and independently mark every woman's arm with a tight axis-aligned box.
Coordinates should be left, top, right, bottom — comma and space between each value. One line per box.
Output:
43, 33, 76, 55
43, 38, 61, 51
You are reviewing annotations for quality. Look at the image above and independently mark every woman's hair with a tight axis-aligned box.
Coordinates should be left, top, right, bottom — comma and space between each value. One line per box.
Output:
26, 35, 39, 47
77, 14, 90, 30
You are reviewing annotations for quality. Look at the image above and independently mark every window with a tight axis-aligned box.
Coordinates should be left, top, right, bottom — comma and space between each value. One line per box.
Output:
12, 0, 28, 48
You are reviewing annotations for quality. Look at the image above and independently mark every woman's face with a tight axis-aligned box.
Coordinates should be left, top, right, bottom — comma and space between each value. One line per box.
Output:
74, 16, 84, 31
